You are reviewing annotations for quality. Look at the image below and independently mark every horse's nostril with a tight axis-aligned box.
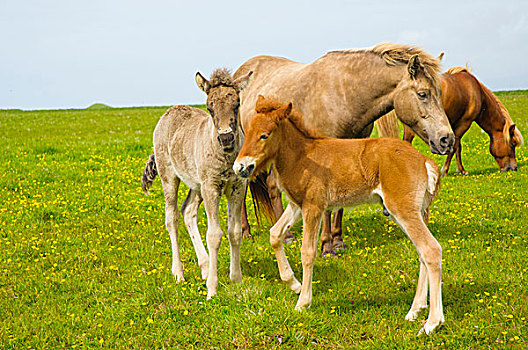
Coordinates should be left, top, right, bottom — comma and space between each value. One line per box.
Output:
218, 132, 235, 144
439, 136, 449, 147
247, 164, 255, 174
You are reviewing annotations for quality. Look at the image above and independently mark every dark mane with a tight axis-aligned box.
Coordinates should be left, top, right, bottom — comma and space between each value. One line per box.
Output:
255, 97, 324, 139
328, 42, 442, 86
209, 68, 235, 88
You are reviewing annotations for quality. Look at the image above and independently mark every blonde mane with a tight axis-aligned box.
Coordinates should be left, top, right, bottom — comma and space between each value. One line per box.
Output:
475, 76, 524, 147
329, 42, 442, 85
255, 97, 323, 139
445, 66, 469, 75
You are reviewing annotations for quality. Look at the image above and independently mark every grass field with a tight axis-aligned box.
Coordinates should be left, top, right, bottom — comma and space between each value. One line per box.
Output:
1, 92, 527, 349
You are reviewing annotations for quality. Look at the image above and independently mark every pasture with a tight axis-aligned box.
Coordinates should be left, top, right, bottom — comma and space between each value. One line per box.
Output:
1, 91, 527, 348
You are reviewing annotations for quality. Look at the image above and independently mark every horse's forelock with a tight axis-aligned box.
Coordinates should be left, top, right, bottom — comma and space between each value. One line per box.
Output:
377, 43, 442, 86
209, 68, 235, 88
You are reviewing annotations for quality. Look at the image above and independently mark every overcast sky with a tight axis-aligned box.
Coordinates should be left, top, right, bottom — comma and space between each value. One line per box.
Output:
1, 0, 527, 110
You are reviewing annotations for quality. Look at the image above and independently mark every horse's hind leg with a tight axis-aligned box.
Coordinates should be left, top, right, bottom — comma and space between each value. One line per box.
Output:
181, 189, 208, 280
405, 260, 429, 321
455, 138, 468, 175
332, 209, 346, 251
226, 181, 247, 284
270, 202, 302, 293
157, 163, 184, 282
320, 210, 335, 257
390, 210, 444, 335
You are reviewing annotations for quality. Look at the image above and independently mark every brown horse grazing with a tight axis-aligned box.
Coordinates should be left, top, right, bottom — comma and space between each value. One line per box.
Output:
234, 96, 444, 335
234, 42, 454, 256
141, 68, 253, 299
378, 67, 524, 175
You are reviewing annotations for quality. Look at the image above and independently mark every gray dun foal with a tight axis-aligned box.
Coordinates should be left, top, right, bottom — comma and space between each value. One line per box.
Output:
142, 68, 253, 298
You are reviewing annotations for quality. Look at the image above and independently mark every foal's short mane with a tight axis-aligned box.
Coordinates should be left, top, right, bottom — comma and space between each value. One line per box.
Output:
255, 97, 323, 139
329, 42, 442, 85
209, 68, 236, 88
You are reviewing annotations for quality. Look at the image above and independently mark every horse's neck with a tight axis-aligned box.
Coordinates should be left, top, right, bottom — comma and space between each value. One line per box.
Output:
324, 56, 401, 135
475, 86, 505, 136
273, 121, 314, 184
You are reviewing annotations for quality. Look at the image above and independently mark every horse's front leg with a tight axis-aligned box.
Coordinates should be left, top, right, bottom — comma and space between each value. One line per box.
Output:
295, 205, 323, 310
201, 183, 223, 299
226, 180, 247, 284
270, 202, 302, 293
241, 185, 252, 239
267, 169, 294, 243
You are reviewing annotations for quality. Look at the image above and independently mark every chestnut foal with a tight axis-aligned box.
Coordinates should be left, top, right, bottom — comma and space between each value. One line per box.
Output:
234, 96, 444, 335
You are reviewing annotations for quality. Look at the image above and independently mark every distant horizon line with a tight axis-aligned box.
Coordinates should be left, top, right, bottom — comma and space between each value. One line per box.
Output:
2, 88, 528, 112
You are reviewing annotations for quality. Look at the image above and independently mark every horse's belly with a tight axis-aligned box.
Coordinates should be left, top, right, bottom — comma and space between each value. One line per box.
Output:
172, 164, 200, 191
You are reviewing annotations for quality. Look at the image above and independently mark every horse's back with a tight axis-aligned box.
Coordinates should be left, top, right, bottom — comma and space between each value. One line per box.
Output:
235, 55, 310, 129
153, 105, 211, 189
442, 71, 483, 125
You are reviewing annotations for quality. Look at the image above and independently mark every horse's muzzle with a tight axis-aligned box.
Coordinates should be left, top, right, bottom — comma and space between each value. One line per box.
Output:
233, 160, 255, 178
218, 132, 235, 152
430, 134, 455, 155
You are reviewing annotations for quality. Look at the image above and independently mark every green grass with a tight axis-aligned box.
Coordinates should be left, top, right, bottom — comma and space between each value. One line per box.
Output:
1, 92, 527, 349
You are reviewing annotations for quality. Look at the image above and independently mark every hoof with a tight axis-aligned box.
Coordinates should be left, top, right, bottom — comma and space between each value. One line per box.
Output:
321, 242, 337, 257
405, 304, 427, 321
289, 279, 302, 294
332, 237, 346, 251
418, 318, 444, 336
206, 291, 216, 300
200, 265, 209, 280
175, 275, 185, 283
242, 228, 253, 240
283, 231, 295, 244
294, 301, 311, 311
230, 273, 242, 284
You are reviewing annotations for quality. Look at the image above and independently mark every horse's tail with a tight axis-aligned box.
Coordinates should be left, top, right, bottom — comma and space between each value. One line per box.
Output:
375, 110, 400, 138
142, 153, 158, 195
249, 171, 276, 226
422, 160, 441, 224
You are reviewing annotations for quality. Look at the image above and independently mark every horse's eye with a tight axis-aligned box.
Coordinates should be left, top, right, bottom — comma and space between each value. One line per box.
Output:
260, 133, 269, 140
417, 91, 427, 99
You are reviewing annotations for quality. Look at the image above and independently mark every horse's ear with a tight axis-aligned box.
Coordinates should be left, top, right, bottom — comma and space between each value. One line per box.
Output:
195, 72, 211, 94
438, 52, 445, 61
278, 102, 293, 121
235, 71, 253, 92
408, 54, 421, 79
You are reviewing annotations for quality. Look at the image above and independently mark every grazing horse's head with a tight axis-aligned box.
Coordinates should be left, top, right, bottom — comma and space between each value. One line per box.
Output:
490, 119, 524, 172
233, 95, 292, 178
388, 50, 454, 155
195, 68, 253, 152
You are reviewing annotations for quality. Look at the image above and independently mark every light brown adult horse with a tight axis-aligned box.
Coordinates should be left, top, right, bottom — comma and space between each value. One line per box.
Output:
234, 43, 454, 256
233, 96, 444, 335
378, 67, 524, 175
142, 68, 253, 298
